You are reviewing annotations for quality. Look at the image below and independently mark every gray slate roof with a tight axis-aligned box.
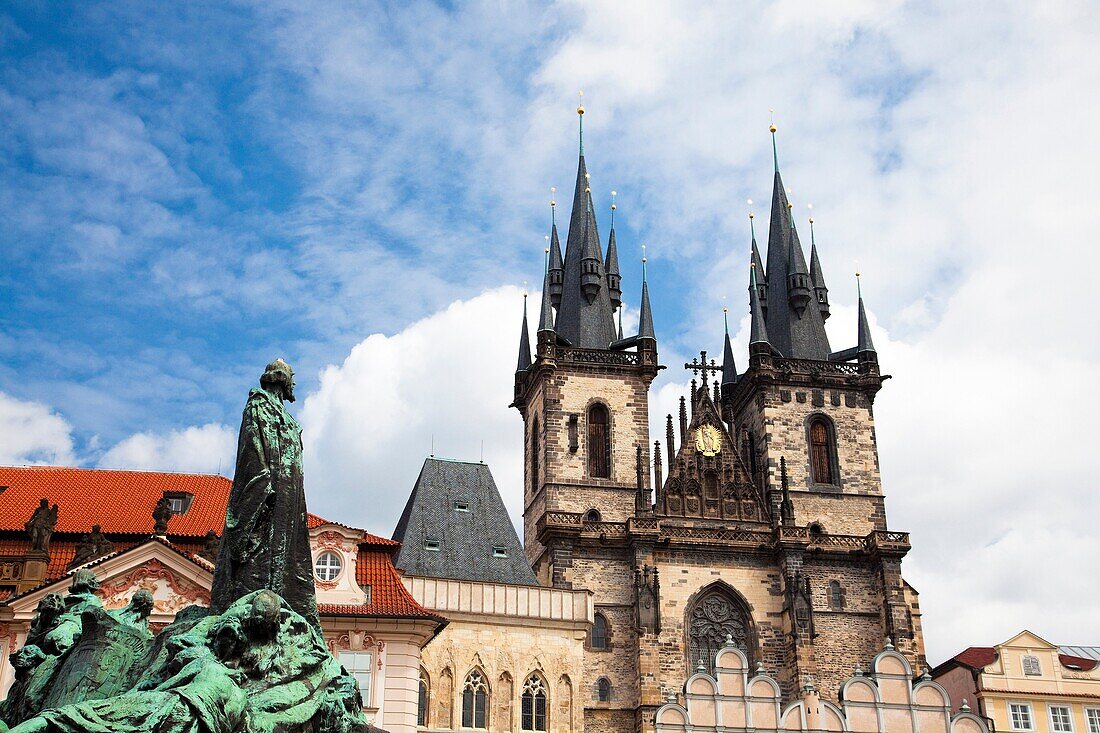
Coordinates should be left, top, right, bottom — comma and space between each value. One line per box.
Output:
1060, 646, 1100, 661
392, 458, 537, 586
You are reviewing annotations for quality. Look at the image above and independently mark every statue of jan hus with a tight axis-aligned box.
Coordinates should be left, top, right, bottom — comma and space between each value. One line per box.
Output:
209, 359, 321, 630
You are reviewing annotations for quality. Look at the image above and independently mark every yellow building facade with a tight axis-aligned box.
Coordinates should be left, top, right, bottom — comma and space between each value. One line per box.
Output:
932, 631, 1100, 733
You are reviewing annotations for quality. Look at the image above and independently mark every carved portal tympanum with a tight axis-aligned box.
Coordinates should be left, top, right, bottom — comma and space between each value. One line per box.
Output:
688, 588, 751, 672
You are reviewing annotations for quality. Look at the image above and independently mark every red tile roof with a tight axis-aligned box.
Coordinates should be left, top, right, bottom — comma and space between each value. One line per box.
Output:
0, 466, 230, 537
0, 466, 439, 625
1059, 654, 1098, 671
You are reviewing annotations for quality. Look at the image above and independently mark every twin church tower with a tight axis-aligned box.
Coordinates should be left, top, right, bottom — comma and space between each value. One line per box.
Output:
512, 104, 923, 731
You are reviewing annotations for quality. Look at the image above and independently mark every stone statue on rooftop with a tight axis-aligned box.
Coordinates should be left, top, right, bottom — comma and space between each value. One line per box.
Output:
209, 359, 320, 630
24, 499, 57, 556
152, 495, 173, 536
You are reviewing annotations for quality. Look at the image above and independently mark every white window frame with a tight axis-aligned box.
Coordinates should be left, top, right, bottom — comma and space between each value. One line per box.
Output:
1083, 707, 1100, 733
314, 551, 343, 582
339, 650, 375, 708
1049, 705, 1074, 733
1010, 702, 1035, 731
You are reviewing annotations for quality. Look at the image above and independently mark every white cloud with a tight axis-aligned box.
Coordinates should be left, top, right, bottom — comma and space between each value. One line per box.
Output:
97, 422, 236, 475
300, 286, 529, 535
0, 392, 76, 465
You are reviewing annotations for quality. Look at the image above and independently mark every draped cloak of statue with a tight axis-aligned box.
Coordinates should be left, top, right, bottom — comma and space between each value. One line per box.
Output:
209, 375, 320, 630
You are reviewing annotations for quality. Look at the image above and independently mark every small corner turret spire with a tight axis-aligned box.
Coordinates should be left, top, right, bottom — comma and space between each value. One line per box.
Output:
749, 260, 770, 352
721, 306, 737, 389
606, 191, 622, 309
516, 284, 532, 372
856, 271, 876, 357
638, 244, 655, 340
808, 206, 830, 321
538, 251, 556, 334
579, 186, 603, 303
748, 201, 767, 313
548, 188, 564, 308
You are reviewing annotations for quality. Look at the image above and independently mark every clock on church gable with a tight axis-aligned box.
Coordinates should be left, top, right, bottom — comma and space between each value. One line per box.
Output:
658, 368, 764, 522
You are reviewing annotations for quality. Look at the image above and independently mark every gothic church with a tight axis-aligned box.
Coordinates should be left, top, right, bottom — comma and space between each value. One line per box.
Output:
511, 106, 924, 733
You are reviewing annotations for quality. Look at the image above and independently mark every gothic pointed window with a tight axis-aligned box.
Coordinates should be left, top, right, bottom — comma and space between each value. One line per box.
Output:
596, 677, 612, 703
688, 585, 752, 673
462, 670, 489, 729
590, 612, 609, 650
587, 404, 611, 478
828, 580, 845, 610
418, 669, 430, 727
521, 674, 548, 731
809, 416, 837, 485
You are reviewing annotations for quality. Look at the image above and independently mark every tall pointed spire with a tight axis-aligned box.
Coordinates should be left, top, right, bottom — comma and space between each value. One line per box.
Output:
760, 116, 831, 360
516, 289, 532, 372
555, 99, 617, 349
638, 245, 655, 340
605, 191, 622, 309
721, 307, 737, 389
548, 188, 564, 308
808, 210, 830, 321
749, 260, 770, 351
856, 272, 876, 356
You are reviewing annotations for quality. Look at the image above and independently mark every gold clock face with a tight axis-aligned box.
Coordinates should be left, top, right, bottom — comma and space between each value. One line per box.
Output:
693, 424, 722, 457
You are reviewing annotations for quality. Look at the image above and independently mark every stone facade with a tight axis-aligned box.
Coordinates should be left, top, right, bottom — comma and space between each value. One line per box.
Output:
513, 309, 925, 733
404, 575, 592, 733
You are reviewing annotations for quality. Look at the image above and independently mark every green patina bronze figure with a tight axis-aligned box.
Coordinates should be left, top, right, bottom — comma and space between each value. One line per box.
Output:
210, 359, 321, 630
0, 360, 372, 733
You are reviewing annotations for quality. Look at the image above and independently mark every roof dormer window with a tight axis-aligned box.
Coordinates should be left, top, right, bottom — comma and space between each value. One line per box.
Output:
425, 538, 441, 552
492, 546, 508, 558
453, 501, 470, 512
164, 491, 194, 515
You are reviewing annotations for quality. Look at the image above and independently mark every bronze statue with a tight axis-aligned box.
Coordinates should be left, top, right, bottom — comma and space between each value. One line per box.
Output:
24, 499, 58, 555
199, 529, 221, 561
152, 496, 173, 535
209, 359, 320, 629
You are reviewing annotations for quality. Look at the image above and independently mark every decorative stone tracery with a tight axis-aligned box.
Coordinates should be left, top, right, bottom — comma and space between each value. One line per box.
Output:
688, 586, 752, 672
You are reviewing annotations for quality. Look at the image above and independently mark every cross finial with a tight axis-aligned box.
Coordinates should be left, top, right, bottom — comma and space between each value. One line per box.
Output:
684, 350, 717, 384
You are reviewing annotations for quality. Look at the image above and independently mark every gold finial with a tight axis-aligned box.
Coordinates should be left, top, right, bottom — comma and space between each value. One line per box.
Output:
523, 280, 529, 298
611, 190, 617, 211
769, 108, 776, 134
550, 186, 556, 208
807, 203, 814, 224
544, 235, 550, 252
747, 198, 754, 219
577, 90, 585, 116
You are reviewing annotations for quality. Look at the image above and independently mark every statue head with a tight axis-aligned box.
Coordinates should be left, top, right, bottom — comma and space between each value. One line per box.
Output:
245, 590, 282, 642
70, 568, 100, 595
38, 498, 48, 510
36, 593, 65, 620
129, 589, 155, 618
260, 358, 296, 403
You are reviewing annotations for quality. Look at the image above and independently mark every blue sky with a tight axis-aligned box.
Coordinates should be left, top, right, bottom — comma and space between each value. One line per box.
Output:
2, 2, 1099, 663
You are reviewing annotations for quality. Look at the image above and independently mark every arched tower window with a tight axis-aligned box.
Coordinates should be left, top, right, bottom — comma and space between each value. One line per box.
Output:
590, 612, 609, 650
584, 508, 601, 523
808, 416, 838, 485
688, 585, 753, 673
462, 670, 489, 729
530, 416, 540, 494
587, 403, 611, 478
828, 580, 845, 610
418, 669, 430, 727
521, 674, 548, 731
596, 677, 612, 702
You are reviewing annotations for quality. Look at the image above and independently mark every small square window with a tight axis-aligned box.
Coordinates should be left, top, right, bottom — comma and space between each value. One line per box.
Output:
1011, 703, 1034, 731
492, 546, 508, 558
424, 538, 441, 552
1050, 706, 1074, 733
453, 501, 470, 512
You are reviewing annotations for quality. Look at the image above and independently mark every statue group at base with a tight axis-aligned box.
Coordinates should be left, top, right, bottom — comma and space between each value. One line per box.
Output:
0, 361, 375, 733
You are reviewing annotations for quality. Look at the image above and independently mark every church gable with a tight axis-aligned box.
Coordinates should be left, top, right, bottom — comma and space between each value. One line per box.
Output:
660, 382, 764, 522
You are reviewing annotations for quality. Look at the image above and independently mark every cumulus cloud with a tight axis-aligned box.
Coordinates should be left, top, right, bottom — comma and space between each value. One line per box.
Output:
98, 422, 236, 475
300, 286, 528, 534
0, 392, 77, 465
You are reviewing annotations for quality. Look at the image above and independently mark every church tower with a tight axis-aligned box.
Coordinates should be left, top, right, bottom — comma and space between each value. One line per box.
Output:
513, 101, 659, 733
514, 112, 924, 733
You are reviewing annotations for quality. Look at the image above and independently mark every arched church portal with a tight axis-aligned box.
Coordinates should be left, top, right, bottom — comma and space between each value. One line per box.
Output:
685, 582, 755, 672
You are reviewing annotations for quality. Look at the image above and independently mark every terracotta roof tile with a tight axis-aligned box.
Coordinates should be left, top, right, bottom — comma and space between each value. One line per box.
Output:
319, 548, 444, 621
953, 646, 997, 670
1059, 654, 1098, 671
0, 466, 230, 537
